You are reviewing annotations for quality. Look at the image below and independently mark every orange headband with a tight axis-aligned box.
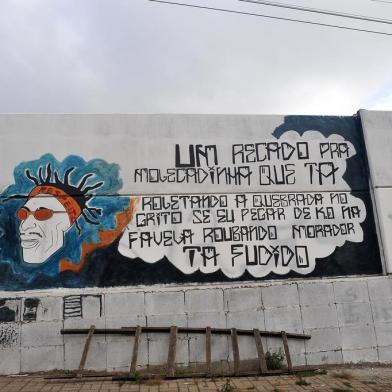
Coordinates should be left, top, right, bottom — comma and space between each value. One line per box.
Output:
28, 185, 82, 224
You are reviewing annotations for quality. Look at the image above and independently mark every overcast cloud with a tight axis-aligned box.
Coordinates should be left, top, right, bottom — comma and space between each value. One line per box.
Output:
0, 0, 391, 115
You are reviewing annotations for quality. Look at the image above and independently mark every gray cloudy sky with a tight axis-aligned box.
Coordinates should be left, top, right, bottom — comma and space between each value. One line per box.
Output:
0, 0, 391, 115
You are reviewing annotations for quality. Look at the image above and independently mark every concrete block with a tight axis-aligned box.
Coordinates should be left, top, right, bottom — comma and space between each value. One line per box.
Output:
223, 287, 261, 311
301, 304, 338, 329
35, 296, 63, 322
342, 348, 378, 363
105, 315, 146, 328
266, 337, 305, 356
304, 328, 341, 353
106, 334, 148, 370
290, 353, 307, 367
188, 334, 207, 363
147, 313, 187, 327
0, 298, 20, 322
81, 295, 103, 319
360, 110, 392, 187
337, 302, 373, 327
378, 346, 392, 362
374, 189, 392, 273
340, 325, 377, 350
105, 292, 145, 318
265, 338, 306, 367
236, 335, 258, 361
372, 300, 392, 323
145, 291, 185, 316
148, 333, 189, 366
374, 322, 392, 347
264, 306, 303, 333
64, 336, 107, 370
62, 294, 103, 320
306, 350, 343, 365
333, 280, 369, 303
186, 289, 224, 313
298, 282, 334, 306
226, 310, 264, 330
262, 284, 299, 308
0, 322, 20, 348
21, 320, 63, 347
368, 277, 392, 302
21, 345, 64, 372
63, 316, 105, 329
181, 311, 224, 367
187, 311, 226, 328
146, 314, 188, 365
0, 348, 20, 374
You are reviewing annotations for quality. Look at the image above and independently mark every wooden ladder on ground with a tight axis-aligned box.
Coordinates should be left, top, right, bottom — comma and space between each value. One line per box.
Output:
61, 325, 311, 379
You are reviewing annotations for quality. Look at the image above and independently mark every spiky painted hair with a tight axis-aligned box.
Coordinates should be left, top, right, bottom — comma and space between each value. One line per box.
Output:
24, 163, 103, 233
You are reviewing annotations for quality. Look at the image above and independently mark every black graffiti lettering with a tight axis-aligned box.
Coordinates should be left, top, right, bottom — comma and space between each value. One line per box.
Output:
137, 230, 194, 248
202, 247, 219, 266
175, 144, 195, 167
235, 194, 248, 208
293, 207, 311, 219
241, 208, 285, 221
192, 210, 211, 224
128, 232, 138, 249
196, 145, 218, 167
297, 142, 309, 159
230, 244, 309, 268
183, 246, 201, 267
232, 142, 309, 163
231, 244, 243, 266
216, 209, 235, 223
296, 246, 309, 268
183, 246, 219, 267
342, 206, 361, 219
281, 246, 294, 266
203, 225, 276, 243
175, 144, 218, 168
315, 206, 335, 219
136, 212, 182, 227
330, 192, 348, 204
259, 164, 295, 185
252, 193, 323, 207
292, 223, 355, 239
319, 142, 350, 159
305, 162, 339, 185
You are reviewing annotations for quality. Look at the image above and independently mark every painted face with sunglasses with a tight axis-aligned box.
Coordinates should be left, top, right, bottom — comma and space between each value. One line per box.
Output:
18, 195, 72, 264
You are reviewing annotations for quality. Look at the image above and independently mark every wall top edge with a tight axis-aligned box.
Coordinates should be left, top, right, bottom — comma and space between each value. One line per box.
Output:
0, 113, 360, 118
0, 274, 387, 298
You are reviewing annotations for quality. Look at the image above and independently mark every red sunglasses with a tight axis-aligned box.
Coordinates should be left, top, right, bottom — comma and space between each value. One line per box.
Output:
17, 207, 67, 222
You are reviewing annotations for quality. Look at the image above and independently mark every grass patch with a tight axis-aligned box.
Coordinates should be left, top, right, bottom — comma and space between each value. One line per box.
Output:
315, 368, 328, 375
265, 348, 285, 370
219, 378, 236, 392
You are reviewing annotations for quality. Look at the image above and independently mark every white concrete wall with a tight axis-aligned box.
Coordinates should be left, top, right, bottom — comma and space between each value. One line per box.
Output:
1, 275, 392, 374
359, 110, 392, 273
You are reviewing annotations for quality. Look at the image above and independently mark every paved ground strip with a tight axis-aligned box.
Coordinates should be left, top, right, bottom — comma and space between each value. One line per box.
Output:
1, 367, 392, 392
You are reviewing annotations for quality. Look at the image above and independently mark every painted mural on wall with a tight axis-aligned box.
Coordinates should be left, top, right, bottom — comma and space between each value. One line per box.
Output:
0, 116, 382, 290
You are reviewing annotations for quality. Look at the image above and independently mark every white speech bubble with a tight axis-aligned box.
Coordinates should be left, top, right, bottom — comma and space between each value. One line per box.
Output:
118, 131, 366, 278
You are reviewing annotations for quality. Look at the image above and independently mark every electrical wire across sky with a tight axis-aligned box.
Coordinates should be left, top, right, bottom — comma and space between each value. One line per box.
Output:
148, 0, 392, 37
240, 0, 392, 25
